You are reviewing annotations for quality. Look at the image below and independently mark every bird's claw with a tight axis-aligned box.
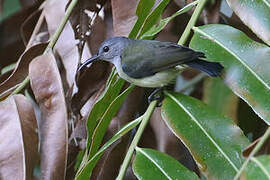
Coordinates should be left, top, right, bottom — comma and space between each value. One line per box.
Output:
148, 88, 164, 107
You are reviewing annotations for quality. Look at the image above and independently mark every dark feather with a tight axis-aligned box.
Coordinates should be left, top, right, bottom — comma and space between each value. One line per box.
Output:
186, 59, 223, 77
121, 39, 222, 78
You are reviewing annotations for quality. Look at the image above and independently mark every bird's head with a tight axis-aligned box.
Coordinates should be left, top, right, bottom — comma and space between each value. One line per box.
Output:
78, 37, 130, 72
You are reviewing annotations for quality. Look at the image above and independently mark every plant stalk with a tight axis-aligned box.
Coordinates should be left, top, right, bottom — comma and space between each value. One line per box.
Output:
233, 127, 270, 180
116, 100, 158, 180
11, 0, 78, 95
178, 0, 208, 45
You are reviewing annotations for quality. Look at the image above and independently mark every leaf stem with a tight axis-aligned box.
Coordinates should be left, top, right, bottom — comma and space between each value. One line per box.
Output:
233, 127, 270, 180
11, 0, 78, 95
116, 100, 158, 180
45, 0, 78, 52
178, 0, 208, 45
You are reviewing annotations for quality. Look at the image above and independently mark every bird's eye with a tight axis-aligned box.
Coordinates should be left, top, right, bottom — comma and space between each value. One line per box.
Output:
103, 46, 109, 52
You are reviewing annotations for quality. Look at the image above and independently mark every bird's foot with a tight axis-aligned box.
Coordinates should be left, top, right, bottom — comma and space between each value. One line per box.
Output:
148, 88, 164, 107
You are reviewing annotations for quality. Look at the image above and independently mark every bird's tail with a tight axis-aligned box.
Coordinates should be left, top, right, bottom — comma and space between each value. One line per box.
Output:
185, 59, 224, 77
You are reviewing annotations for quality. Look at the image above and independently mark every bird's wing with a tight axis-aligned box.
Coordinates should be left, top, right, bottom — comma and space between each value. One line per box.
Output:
121, 40, 204, 78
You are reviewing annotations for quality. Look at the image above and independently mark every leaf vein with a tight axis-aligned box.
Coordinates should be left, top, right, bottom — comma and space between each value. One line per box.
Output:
251, 157, 270, 178
136, 148, 173, 180
167, 93, 239, 172
193, 27, 270, 91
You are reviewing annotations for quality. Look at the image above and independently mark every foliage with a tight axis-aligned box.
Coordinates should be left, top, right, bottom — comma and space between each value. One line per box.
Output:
0, 0, 270, 179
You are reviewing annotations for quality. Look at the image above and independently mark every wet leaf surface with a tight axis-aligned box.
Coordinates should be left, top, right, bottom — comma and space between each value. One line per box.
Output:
227, 0, 270, 45
0, 94, 38, 180
133, 147, 199, 180
241, 155, 270, 180
161, 92, 249, 180
190, 24, 270, 124
150, 108, 199, 174
203, 78, 238, 122
29, 51, 68, 180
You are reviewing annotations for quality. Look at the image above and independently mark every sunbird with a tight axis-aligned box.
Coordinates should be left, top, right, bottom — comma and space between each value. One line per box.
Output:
78, 37, 223, 88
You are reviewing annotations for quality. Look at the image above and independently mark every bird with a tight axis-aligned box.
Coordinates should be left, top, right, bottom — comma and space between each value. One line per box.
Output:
78, 37, 223, 88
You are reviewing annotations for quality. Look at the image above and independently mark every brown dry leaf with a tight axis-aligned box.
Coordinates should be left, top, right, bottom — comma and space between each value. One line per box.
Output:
67, 0, 107, 57
29, 51, 68, 180
0, 2, 42, 68
0, 43, 47, 98
173, 0, 185, 7
68, 0, 99, 40
0, 94, 38, 180
202, 0, 222, 24
71, 61, 110, 115
20, 9, 43, 46
242, 136, 270, 158
44, 0, 86, 87
111, 0, 138, 36
71, 1, 108, 116
86, 16, 107, 54
0, 70, 12, 84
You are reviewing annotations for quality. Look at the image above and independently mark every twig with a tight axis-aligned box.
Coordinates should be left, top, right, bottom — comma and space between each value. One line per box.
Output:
116, 100, 158, 180
178, 0, 208, 45
115, 0, 208, 179
233, 127, 270, 180
11, 0, 78, 95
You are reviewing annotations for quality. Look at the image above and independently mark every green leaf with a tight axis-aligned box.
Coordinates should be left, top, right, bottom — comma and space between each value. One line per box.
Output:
129, 0, 156, 39
86, 75, 125, 149
227, 0, 270, 46
88, 85, 135, 158
138, 0, 170, 38
133, 147, 199, 180
140, 0, 198, 40
76, 73, 125, 173
241, 155, 270, 179
190, 24, 270, 125
161, 92, 249, 180
75, 116, 143, 180
203, 78, 238, 122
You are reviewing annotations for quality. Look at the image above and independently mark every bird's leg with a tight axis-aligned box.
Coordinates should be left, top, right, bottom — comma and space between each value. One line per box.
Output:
148, 87, 164, 107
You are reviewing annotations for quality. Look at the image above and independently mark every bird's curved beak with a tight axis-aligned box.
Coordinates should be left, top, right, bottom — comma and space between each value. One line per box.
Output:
78, 54, 100, 72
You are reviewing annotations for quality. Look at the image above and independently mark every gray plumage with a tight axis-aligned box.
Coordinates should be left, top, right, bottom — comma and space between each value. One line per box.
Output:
79, 37, 223, 87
